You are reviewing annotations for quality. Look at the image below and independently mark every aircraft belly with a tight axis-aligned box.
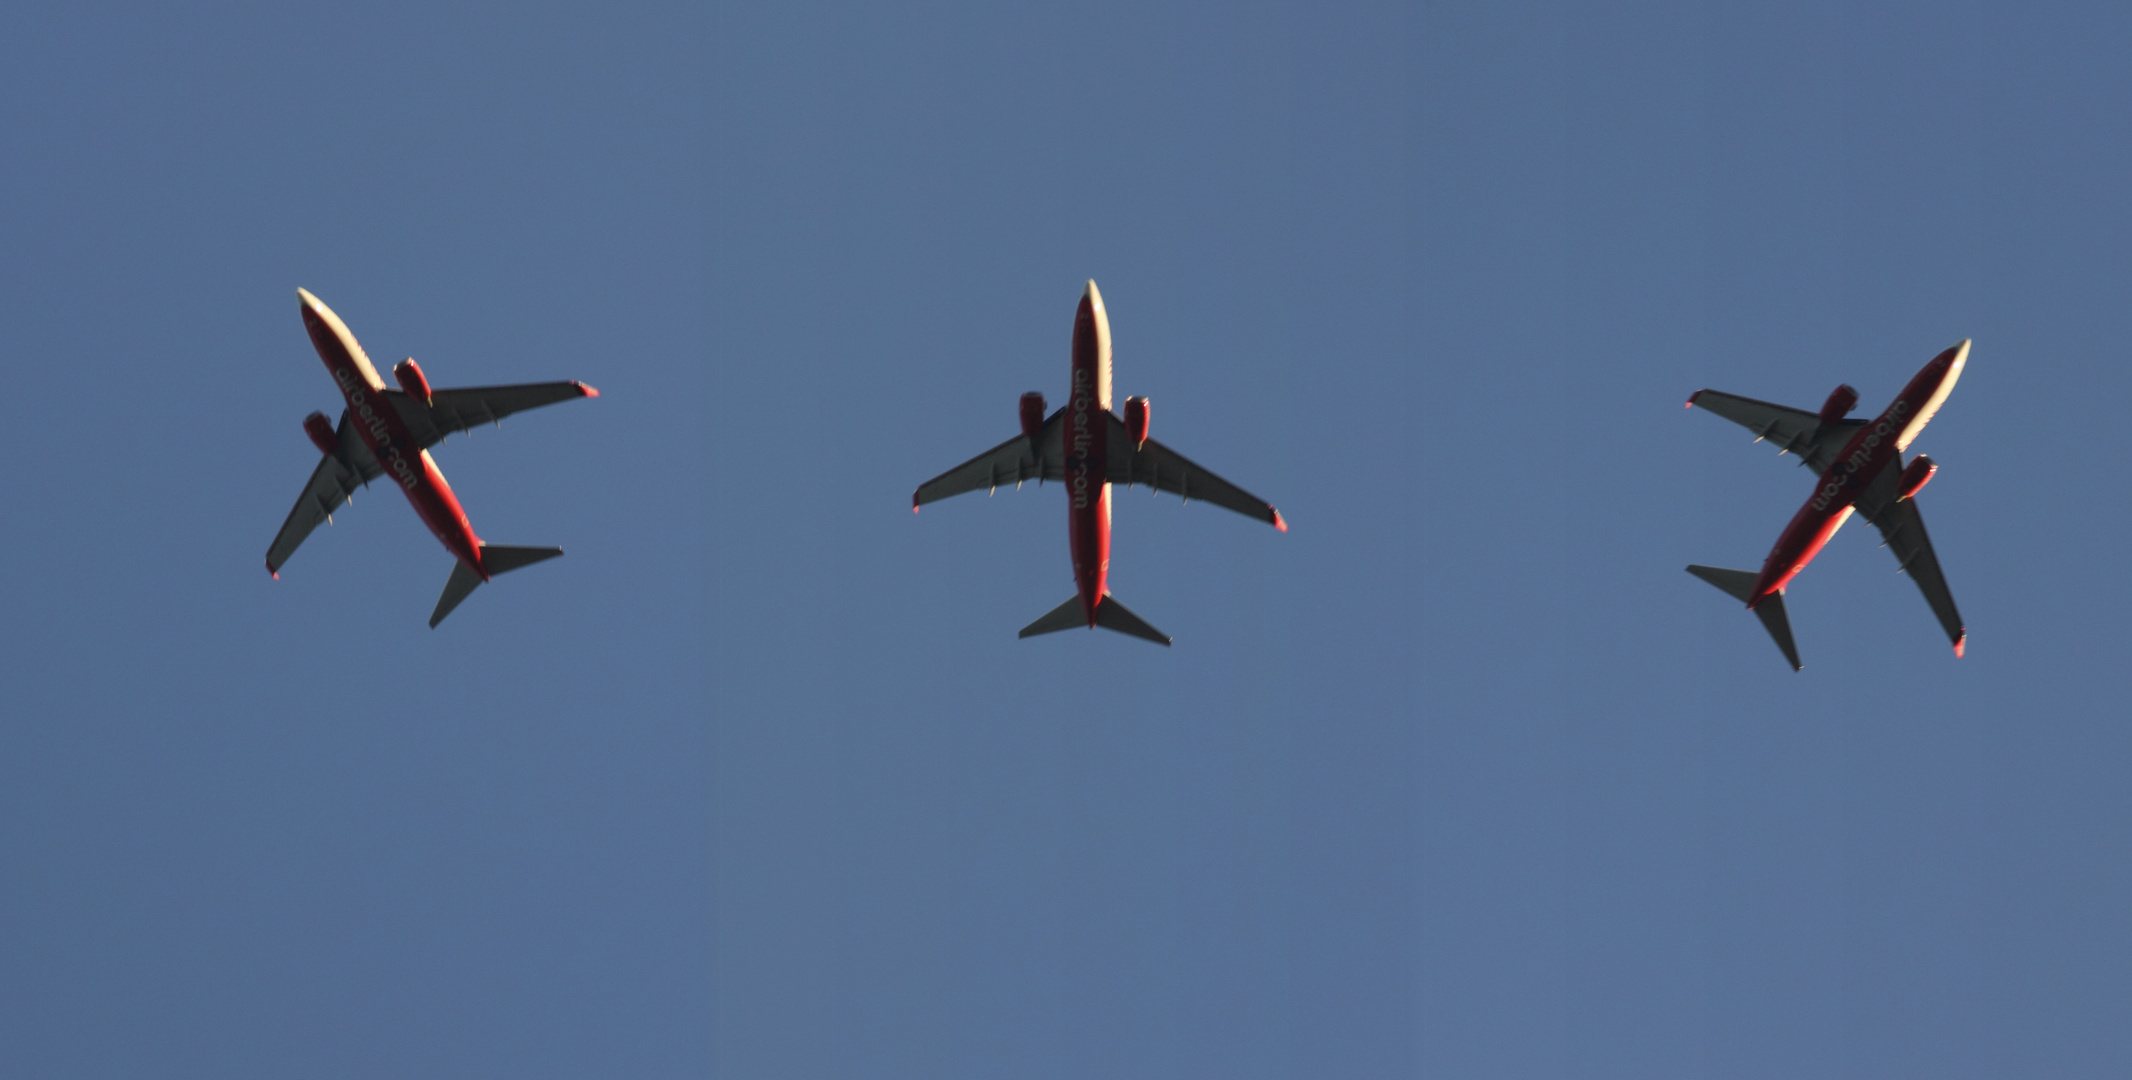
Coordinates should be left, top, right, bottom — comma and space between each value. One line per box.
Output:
1067, 287, 1111, 625
1070, 482, 1111, 622
392, 450, 477, 568
1765, 502, 1856, 594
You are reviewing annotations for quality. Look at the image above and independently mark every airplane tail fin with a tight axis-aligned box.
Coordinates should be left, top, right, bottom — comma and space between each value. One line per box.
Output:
1010, 596, 1168, 647
1016, 591, 1173, 646
1686, 564, 1800, 671
429, 544, 565, 627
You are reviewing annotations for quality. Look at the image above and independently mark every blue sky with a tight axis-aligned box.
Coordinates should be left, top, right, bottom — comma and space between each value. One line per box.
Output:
4, 1, 2130, 1076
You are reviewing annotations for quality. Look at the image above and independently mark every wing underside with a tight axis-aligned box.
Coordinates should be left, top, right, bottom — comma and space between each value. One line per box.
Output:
913, 409, 1283, 530
387, 381, 598, 450
265, 413, 383, 575
1852, 461, 1967, 653
1103, 413, 1283, 528
913, 409, 1068, 507
1689, 389, 1865, 476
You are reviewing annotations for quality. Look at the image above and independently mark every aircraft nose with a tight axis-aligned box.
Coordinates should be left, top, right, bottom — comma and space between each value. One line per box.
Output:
296, 288, 330, 324
1082, 279, 1103, 312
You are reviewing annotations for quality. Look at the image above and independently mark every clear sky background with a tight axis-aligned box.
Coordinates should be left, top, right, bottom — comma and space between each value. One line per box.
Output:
3, 1, 2128, 1076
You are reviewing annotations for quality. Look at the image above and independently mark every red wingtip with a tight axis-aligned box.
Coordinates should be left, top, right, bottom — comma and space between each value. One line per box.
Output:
1685, 390, 1702, 409
1953, 633, 1966, 658
912, 493, 922, 513
267, 558, 279, 580
575, 381, 600, 398
1271, 509, 1288, 532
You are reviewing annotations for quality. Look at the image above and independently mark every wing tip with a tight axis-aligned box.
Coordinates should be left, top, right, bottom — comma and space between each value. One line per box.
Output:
574, 381, 600, 398
1685, 390, 1704, 409
912, 491, 922, 513
1270, 508, 1287, 532
1953, 632, 1966, 658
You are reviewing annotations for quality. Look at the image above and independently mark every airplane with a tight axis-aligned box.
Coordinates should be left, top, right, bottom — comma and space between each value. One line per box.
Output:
1684, 340, 1971, 670
912, 280, 1286, 646
266, 289, 599, 626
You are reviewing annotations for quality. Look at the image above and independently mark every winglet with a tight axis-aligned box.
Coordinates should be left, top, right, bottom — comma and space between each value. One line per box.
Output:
912, 491, 921, 513
1953, 631, 1966, 658
1271, 508, 1288, 533
267, 558, 278, 580
1686, 390, 1703, 409
573, 381, 600, 398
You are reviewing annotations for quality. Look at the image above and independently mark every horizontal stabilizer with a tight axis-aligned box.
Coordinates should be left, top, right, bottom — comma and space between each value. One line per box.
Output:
1018, 595, 1088, 639
1016, 592, 1172, 645
481, 544, 564, 575
431, 560, 485, 628
1685, 564, 1758, 603
430, 545, 565, 628
1686, 564, 1801, 671
1093, 594, 1172, 646
1753, 594, 1802, 672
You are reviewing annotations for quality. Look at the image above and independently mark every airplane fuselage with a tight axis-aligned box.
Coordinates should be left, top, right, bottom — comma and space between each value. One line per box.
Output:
1066, 284, 1115, 625
300, 292, 490, 580
1750, 342, 1968, 604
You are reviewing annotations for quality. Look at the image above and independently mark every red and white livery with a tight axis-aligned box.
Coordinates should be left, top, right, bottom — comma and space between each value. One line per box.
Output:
266, 289, 599, 626
1685, 341, 1970, 669
914, 280, 1286, 645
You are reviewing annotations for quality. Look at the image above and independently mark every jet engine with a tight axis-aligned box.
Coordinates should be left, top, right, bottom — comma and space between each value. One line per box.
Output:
1020, 392, 1046, 441
1896, 455, 1937, 501
303, 411, 337, 456
1818, 384, 1859, 425
394, 357, 432, 404
1123, 396, 1151, 447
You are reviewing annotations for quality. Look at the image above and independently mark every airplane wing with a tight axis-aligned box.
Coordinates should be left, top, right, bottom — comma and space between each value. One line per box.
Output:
265, 412, 383, 576
1688, 390, 1867, 475
385, 381, 599, 450
1851, 459, 1968, 654
913, 409, 1067, 507
1104, 413, 1285, 529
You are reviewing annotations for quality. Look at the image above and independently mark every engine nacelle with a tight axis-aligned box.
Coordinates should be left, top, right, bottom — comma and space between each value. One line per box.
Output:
303, 411, 338, 456
1123, 396, 1151, 447
1020, 392, 1046, 441
1818, 383, 1859, 425
394, 357, 432, 403
1896, 454, 1937, 501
